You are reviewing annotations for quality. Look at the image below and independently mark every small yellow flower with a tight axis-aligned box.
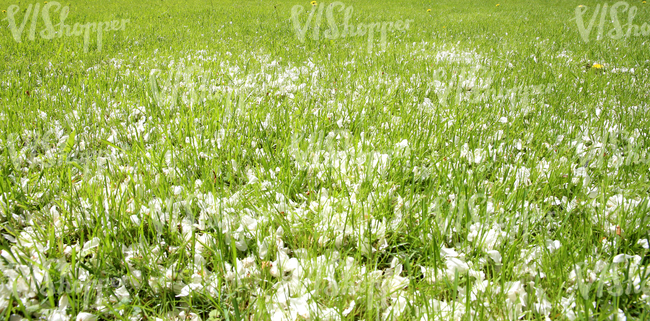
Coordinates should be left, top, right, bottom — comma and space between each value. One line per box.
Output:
311, 1, 317, 5
427, 9, 432, 12
643, 1, 647, 4
496, 3, 500, 6
443, 26, 446, 28
1, 10, 6, 13
592, 63, 603, 69
578, 5, 584, 7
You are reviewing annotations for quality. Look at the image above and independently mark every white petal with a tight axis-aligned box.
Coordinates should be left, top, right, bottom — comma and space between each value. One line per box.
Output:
176, 285, 191, 297
76, 312, 97, 321
487, 250, 502, 263
613, 254, 631, 263
342, 300, 355, 316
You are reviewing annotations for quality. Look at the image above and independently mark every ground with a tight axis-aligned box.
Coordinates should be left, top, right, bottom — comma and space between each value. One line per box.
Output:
0, 0, 649, 320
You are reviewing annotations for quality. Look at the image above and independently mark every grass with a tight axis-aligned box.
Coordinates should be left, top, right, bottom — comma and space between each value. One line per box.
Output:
1, 0, 649, 320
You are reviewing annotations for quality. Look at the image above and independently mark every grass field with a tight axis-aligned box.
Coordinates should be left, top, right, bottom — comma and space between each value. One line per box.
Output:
1, 0, 650, 320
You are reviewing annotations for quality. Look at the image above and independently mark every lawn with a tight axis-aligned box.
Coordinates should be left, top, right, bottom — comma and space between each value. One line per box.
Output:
1, 0, 649, 320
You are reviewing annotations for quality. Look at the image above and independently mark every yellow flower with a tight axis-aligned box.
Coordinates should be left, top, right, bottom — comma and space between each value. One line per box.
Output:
643, 1, 647, 4
496, 3, 500, 6
427, 9, 432, 12
592, 63, 603, 69
578, 5, 584, 7
311, 1, 317, 5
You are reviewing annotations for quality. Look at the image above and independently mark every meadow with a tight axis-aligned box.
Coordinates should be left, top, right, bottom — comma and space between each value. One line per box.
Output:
1, 0, 649, 320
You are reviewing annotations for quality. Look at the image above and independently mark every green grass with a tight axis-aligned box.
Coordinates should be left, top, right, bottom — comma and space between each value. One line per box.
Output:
1, 0, 649, 320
